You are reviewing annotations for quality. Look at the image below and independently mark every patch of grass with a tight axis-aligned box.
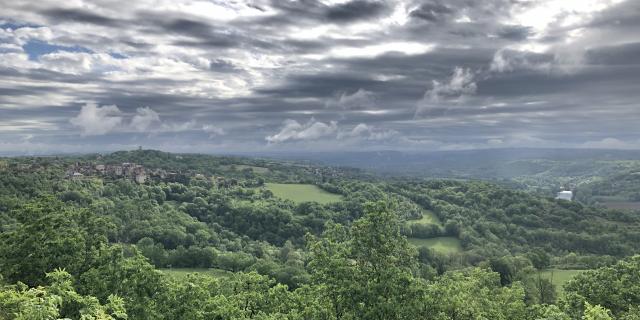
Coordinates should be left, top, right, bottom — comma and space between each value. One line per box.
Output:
408, 237, 462, 254
237, 165, 269, 173
160, 268, 232, 279
221, 164, 270, 173
265, 183, 342, 204
537, 269, 585, 295
407, 210, 442, 226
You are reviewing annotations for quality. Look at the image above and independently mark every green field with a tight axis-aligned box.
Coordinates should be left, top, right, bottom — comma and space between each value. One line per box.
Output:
265, 183, 343, 204
407, 210, 442, 226
537, 269, 585, 294
222, 164, 270, 173
408, 237, 462, 254
160, 268, 232, 279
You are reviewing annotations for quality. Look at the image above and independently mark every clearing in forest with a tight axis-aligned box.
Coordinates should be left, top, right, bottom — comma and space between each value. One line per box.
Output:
408, 237, 462, 254
222, 164, 270, 173
407, 209, 442, 226
537, 269, 585, 295
265, 183, 342, 204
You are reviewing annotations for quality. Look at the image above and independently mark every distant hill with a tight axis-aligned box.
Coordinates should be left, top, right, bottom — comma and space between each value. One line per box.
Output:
246, 148, 640, 198
248, 148, 640, 177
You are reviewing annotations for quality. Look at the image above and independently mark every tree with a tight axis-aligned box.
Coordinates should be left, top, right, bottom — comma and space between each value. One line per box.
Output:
0, 270, 126, 320
582, 303, 613, 320
423, 268, 527, 319
0, 198, 110, 286
79, 245, 165, 319
563, 255, 640, 317
528, 274, 557, 305
307, 201, 421, 320
528, 249, 551, 270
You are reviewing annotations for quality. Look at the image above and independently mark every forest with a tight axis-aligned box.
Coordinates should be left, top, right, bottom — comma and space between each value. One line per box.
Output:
1, 150, 639, 319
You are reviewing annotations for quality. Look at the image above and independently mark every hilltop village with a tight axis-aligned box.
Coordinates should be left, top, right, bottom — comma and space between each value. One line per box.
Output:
65, 162, 240, 187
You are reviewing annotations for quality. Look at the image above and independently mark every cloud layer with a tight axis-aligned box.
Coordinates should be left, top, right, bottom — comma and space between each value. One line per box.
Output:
1, 0, 639, 153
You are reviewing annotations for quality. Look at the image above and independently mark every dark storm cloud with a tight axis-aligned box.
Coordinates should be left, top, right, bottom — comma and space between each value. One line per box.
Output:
163, 18, 221, 39
0, 67, 100, 84
409, 1, 455, 22
586, 42, 640, 66
255, 48, 495, 106
325, 0, 387, 22
256, 0, 389, 27
209, 59, 243, 73
257, 73, 385, 98
497, 25, 532, 41
478, 67, 640, 97
40, 8, 122, 27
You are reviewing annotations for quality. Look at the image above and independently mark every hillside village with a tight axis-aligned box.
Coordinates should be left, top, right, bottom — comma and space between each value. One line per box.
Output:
65, 162, 241, 187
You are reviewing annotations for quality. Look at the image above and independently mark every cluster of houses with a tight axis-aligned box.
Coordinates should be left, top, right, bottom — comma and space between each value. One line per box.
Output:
66, 162, 242, 187
67, 162, 158, 184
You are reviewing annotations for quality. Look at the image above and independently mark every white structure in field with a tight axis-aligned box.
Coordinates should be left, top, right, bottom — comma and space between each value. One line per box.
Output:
556, 190, 573, 201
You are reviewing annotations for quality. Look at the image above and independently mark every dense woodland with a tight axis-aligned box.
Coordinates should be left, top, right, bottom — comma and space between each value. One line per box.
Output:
1, 150, 639, 319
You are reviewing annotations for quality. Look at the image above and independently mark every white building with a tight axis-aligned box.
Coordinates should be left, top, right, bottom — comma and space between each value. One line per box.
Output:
556, 190, 573, 201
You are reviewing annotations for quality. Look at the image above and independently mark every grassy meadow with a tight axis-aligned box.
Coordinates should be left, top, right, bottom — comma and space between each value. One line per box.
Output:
407, 209, 442, 226
222, 164, 270, 173
537, 269, 585, 295
265, 183, 342, 204
408, 237, 462, 254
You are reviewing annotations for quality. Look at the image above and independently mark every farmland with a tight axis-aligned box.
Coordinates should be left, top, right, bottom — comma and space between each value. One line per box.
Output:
265, 183, 343, 204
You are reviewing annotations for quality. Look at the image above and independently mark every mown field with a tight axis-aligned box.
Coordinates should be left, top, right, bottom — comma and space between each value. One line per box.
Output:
537, 269, 585, 295
407, 210, 442, 226
265, 183, 343, 204
160, 268, 232, 279
408, 237, 462, 254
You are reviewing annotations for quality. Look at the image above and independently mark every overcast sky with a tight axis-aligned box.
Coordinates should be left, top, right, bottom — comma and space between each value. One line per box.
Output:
1, 0, 639, 154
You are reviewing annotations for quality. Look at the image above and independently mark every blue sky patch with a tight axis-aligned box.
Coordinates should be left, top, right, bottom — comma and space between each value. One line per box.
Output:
22, 40, 93, 61
109, 52, 127, 59
0, 22, 41, 30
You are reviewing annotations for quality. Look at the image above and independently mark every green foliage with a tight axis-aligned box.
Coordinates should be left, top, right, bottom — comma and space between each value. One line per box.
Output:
0, 197, 110, 286
424, 268, 527, 319
563, 256, 640, 318
0, 270, 126, 320
307, 201, 420, 319
582, 302, 613, 320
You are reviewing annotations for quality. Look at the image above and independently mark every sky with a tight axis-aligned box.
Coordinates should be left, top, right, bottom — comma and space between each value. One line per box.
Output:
0, 0, 639, 154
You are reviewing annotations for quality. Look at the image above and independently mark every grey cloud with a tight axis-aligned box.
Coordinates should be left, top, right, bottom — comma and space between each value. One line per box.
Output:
497, 25, 532, 41
586, 42, 640, 66
209, 59, 242, 73
409, 1, 455, 22
326, 89, 377, 110
490, 49, 554, 72
266, 118, 338, 143
325, 0, 388, 22
40, 8, 122, 27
